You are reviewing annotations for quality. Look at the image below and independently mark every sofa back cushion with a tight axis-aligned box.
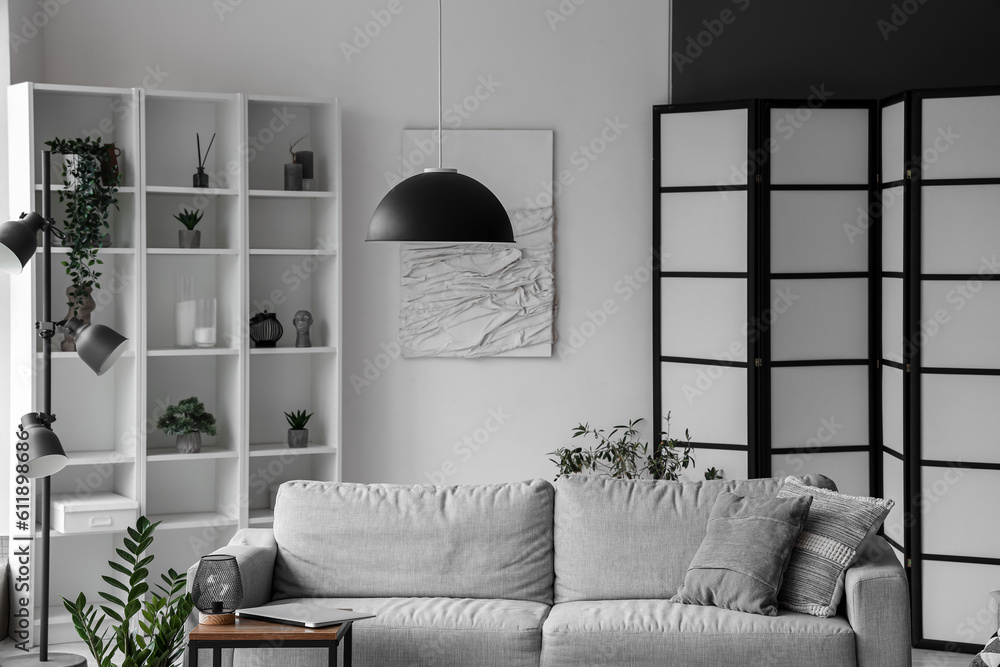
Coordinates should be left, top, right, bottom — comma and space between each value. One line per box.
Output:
552, 474, 835, 603
272, 479, 555, 604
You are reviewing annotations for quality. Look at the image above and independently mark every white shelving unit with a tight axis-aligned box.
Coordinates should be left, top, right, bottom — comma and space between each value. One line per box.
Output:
7, 82, 342, 647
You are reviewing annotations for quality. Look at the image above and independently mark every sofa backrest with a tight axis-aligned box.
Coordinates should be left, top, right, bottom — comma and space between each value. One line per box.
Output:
272, 479, 555, 604
553, 474, 836, 603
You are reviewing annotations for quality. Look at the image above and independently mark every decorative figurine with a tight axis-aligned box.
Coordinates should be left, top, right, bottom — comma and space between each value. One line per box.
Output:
293, 310, 313, 348
61, 286, 96, 352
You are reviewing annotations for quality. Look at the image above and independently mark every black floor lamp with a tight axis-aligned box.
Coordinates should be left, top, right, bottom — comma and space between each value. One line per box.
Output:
0, 150, 128, 666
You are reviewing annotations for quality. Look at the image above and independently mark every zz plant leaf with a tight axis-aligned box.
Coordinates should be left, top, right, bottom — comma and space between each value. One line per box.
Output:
63, 515, 194, 667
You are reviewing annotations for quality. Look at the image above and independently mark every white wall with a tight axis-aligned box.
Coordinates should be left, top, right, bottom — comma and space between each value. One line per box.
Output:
29, 0, 669, 484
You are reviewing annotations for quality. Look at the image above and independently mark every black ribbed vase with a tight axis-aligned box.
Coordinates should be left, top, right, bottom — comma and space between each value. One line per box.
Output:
249, 311, 283, 348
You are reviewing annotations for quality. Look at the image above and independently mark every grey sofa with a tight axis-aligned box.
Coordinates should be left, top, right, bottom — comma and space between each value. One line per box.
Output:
187, 475, 911, 667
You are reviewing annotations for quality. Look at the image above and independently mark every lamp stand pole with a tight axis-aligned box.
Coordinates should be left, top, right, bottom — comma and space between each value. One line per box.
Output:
7, 150, 86, 667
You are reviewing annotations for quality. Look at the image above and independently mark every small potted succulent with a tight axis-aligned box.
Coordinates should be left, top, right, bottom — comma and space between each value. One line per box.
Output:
285, 410, 313, 448
174, 207, 204, 248
157, 397, 217, 453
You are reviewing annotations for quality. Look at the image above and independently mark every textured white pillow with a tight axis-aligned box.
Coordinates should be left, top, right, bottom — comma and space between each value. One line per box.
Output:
776, 477, 893, 617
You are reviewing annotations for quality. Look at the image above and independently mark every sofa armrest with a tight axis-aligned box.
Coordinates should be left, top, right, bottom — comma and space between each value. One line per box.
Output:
185, 529, 277, 608
844, 535, 911, 667
184, 529, 276, 667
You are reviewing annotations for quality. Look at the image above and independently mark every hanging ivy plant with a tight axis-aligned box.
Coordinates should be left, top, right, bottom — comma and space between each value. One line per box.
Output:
45, 137, 120, 309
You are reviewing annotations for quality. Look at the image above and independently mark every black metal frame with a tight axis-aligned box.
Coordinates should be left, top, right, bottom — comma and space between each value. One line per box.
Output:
653, 98, 877, 485
188, 623, 353, 667
901, 84, 1000, 655
652, 100, 759, 477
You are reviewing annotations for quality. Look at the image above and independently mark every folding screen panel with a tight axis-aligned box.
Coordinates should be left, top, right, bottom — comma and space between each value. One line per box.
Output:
762, 102, 877, 497
908, 88, 1000, 652
653, 102, 757, 480
879, 95, 907, 569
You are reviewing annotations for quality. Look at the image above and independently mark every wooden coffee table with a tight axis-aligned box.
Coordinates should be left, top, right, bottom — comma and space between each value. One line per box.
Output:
188, 618, 353, 666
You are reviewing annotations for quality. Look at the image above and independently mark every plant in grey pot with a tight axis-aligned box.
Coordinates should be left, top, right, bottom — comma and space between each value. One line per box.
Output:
45, 137, 120, 336
285, 410, 313, 448
174, 207, 204, 248
157, 396, 217, 453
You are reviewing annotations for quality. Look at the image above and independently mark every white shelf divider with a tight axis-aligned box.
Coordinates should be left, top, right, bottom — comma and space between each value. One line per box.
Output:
249, 248, 336, 256
249, 189, 335, 199
147, 512, 239, 531
64, 450, 136, 466
146, 185, 238, 196
146, 347, 240, 357
146, 248, 239, 255
249, 443, 337, 457
146, 446, 240, 462
249, 346, 336, 355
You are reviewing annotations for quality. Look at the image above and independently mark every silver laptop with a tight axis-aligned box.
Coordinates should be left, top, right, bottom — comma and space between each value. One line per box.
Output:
235, 601, 375, 628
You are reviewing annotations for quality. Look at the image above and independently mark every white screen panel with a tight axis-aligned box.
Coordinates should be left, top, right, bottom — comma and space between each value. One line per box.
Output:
771, 366, 868, 448
923, 467, 1000, 558
660, 192, 747, 272
882, 277, 904, 364
689, 449, 748, 482
923, 185, 1000, 273
660, 109, 748, 187
921, 95, 1000, 180
769, 108, 869, 185
882, 186, 905, 274
923, 374, 1000, 464
770, 191, 868, 273
882, 366, 904, 455
923, 561, 1000, 644
881, 102, 905, 183
660, 279, 747, 362
771, 451, 869, 497
770, 279, 868, 361
881, 452, 905, 549
660, 362, 747, 445
921, 282, 1000, 368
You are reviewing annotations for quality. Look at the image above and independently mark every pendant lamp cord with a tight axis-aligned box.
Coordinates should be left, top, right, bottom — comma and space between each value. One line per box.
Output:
438, 0, 443, 169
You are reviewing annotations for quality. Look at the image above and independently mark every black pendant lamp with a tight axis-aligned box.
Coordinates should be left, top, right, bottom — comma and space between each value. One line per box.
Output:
367, 0, 514, 244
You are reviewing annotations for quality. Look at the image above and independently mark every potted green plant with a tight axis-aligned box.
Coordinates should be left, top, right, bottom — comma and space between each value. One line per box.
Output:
547, 413, 723, 482
173, 207, 204, 248
63, 516, 193, 667
284, 409, 313, 448
157, 397, 217, 454
45, 137, 120, 328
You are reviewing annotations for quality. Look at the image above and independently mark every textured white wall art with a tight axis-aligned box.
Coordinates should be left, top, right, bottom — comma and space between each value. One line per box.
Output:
399, 130, 556, 358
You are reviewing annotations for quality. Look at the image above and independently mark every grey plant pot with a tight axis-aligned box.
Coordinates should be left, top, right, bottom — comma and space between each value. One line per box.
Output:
176, 432, 202, 454
288, 429, 309, 448
179, 229, 201, 248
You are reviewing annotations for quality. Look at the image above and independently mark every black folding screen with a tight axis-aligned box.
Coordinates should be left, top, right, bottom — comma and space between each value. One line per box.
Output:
654, 86, 1000, 652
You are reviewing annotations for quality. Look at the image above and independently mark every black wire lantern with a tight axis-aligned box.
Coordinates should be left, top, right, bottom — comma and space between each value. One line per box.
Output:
192, 554, 244, 624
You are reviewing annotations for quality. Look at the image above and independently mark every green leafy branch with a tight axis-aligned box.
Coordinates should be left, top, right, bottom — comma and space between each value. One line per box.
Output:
63, 516, 193, 667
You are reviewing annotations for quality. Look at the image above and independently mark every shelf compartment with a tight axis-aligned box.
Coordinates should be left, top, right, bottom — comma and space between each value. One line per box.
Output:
144, 459, 239, 523
249, 196, 338, 253
147, 446, 240, 462
34, 189, 138, 249
146, 355, 241, 452
249, 443, 337, 457
143, 91, 241, 190
146, 254, 241, 351
247, 98, 337, 192
248, 454, 336, 515
249, 254, 338, 348
248, 354, 338, 449
146, 189, 241, 250
250, 346, 336, 356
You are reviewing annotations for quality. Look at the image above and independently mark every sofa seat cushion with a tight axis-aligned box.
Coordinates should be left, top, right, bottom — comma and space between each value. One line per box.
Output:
232, 597, 550, 667
540, 600, 856, 667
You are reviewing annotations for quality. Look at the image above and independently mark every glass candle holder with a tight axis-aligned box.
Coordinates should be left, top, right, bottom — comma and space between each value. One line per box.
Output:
194, 298, 217, 348
175, 275, 196, 348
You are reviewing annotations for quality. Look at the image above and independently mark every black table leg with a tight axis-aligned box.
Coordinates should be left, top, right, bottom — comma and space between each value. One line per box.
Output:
190, 643, 198, 667
343, 625, 352, 667
213, 646, 222, 667
329, 640, 338, 666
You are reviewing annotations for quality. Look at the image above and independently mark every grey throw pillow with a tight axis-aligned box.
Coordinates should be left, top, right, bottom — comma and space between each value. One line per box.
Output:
777, 478, 893, 617
671, 491, 812, 616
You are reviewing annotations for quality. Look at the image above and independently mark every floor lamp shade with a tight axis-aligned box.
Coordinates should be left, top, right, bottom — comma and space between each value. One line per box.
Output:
0, 211, 45, 275
368, 169, 515, 243
64, 317, 128, 376
20, 413, 68, 478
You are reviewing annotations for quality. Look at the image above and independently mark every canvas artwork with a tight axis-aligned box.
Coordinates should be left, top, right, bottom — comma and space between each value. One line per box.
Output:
398, 130, 556, 358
